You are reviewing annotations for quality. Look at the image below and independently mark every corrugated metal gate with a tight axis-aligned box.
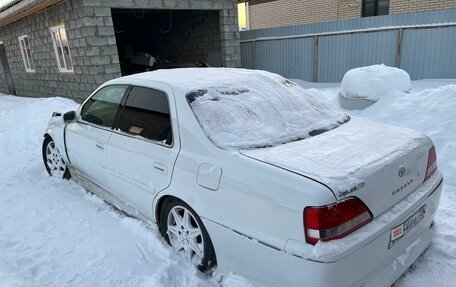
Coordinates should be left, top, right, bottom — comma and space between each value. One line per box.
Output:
240, 9, 456, 82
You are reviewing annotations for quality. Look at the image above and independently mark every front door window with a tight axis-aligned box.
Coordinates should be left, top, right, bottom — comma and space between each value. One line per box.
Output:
80, 85, 128, 128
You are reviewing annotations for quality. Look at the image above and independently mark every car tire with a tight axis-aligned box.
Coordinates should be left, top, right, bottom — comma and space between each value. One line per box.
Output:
160, 198, 217, 274
42, 135, 70, 179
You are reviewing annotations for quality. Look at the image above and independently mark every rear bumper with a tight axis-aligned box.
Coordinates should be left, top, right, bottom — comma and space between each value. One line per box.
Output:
205, 172, 443, 287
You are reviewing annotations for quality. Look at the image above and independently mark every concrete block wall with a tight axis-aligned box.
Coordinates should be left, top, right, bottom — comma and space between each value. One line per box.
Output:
0, 0, 122, 102
249, 0, 362, 30
0, 0, 240, 102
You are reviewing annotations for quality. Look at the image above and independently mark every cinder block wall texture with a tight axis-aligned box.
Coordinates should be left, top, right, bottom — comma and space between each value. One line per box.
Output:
248, 0, 456, 30
0, 0, 240, 102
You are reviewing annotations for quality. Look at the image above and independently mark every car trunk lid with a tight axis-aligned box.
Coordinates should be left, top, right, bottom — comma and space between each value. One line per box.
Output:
241, 118, 432, 217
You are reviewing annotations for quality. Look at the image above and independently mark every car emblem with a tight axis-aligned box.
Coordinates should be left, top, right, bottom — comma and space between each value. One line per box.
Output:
398, 167, 406, 177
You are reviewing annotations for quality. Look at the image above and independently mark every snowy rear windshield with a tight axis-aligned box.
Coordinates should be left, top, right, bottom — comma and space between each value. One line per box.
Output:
187, 79, 349, 150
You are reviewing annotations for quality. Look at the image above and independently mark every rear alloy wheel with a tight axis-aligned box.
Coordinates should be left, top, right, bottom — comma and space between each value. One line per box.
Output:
42, 136, 70, 179
160, 199, 216, 273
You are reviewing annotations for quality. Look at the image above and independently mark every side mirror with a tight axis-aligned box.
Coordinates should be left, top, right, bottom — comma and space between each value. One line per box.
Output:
63, 111, 77, 123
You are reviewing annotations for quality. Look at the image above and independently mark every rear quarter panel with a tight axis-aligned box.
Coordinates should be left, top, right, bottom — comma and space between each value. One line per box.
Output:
153, 86, 336, 252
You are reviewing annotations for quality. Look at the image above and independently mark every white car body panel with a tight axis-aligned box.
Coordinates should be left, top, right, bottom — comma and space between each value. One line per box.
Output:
242, 117, 433, 217
65, 123, 112, 187
42, 68, 443, 287
105, 81, 180, 218
206, 171, 442, 287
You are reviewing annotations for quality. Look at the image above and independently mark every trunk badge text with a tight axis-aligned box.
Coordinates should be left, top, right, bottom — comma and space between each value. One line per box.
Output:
338, 181, 366, 197
392, 178, 414, 196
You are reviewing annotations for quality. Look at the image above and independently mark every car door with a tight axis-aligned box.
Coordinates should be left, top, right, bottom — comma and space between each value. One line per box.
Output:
106, 84, 179, 218
65, 85, 129, 188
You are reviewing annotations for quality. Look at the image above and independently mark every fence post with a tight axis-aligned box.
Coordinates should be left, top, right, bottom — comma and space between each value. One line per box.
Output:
313, 35, 319, 82
396, 28, 404, 68
252, 40, 257, 69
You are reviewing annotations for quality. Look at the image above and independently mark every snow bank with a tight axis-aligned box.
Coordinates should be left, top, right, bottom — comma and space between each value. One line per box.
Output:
340, 64, 412, 101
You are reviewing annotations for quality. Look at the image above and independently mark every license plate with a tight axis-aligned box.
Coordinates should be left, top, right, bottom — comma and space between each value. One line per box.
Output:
389, 204, 426, 248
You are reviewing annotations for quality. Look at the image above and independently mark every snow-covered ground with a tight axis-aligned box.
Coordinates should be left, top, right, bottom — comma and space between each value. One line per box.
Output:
1, 77, 455, 286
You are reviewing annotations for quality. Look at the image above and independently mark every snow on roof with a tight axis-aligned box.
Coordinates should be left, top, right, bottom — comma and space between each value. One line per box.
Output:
129, 68, 345, 150
0, 0, 20, 12
121, 68, 349, 150
121, 68, 287, 91
340, 64, 412, 101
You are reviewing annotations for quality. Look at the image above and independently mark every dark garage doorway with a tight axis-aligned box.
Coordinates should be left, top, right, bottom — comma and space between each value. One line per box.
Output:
0, 43, 16, 95
112, 9, 222, 75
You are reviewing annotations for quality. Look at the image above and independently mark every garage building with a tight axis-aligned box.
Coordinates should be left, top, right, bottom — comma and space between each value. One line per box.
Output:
0, 0, 241, 102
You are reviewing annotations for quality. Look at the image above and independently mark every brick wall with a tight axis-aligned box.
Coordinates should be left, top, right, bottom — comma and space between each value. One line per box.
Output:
390, 0, 456, 14
249, 0, 362, 30
0, 0, 240, 102
248, 0, 456, 30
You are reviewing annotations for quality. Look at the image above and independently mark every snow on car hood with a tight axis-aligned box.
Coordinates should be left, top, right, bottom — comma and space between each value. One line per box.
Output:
241, 118, 431, 216
186, 70, 348, 150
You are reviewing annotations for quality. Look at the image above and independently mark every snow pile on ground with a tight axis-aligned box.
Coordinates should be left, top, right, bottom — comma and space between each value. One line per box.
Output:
340, 64, 412, 101
300, 79, 456, 287
0, 95, 253, 287
353, 84, 456, 287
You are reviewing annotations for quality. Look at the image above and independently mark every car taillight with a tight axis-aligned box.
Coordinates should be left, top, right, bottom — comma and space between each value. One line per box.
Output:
304, 198, 373, 245
424, 146, 437, 182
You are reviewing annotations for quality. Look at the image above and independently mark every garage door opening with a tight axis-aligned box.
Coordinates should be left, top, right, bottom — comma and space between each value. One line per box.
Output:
112, 9, 222, 76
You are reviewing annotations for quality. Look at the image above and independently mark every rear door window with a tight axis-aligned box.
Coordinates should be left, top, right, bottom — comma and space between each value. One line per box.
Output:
80, 85, 128, 128
117, 86, 172, 145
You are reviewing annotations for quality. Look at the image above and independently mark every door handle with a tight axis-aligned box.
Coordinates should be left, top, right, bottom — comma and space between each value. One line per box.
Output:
153, 162, 167, 174
95, 143, 104, 151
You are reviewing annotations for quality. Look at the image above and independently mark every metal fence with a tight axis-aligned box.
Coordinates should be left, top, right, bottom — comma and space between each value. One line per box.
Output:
240, 9, 456, 82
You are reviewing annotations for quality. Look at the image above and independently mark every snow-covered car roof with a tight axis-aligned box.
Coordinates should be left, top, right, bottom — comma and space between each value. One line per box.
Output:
118, 68, 348, 150
120, 68, 294, 91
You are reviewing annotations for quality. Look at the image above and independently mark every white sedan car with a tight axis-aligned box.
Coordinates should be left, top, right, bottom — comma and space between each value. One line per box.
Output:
42, 68, 442, 287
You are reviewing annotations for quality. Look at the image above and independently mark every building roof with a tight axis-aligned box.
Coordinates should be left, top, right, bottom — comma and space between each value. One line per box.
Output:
0, 0, 20, 12
0, 0, 62, 28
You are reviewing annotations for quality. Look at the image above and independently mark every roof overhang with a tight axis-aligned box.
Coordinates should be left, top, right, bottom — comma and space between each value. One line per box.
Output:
0, 0, 62, 29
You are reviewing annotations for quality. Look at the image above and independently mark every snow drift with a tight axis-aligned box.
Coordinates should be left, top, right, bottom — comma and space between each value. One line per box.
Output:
339, 64, 412, 110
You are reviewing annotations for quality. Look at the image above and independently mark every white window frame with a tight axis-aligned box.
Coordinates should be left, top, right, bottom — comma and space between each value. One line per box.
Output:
18, 35, 35, 72
50, 24, 74, 73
